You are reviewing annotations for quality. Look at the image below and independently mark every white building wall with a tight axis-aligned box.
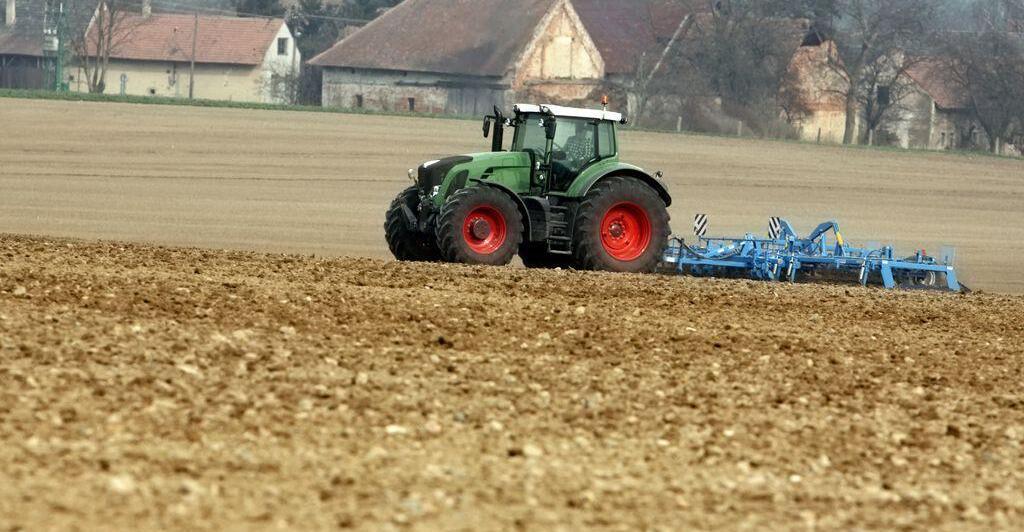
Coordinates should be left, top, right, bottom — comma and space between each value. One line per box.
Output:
258, 22, 301, 104
71, 22, 299, 104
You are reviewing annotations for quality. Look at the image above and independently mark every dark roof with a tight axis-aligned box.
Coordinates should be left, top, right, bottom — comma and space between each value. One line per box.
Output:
906, 59, 969, 109
309, 0, 708, 77
0, 0, 45, 57
572, 0, 701, 75
0, 29, 41, 56
88, 14, 285, 65
309, 0, 554, 76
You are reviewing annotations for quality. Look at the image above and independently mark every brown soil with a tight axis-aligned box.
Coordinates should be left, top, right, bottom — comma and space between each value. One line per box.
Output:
1, 234, 1022, 530
1, 98, 1022, 293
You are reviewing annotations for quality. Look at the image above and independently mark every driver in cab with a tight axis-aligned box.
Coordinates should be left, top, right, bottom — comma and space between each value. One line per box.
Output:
553, 121, 595, 188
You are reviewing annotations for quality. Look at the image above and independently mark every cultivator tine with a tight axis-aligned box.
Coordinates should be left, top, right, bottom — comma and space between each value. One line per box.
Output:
693, 214, 708, 238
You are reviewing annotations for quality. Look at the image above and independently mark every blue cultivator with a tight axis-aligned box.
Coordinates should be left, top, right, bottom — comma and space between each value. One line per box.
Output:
662, 216, 962, 292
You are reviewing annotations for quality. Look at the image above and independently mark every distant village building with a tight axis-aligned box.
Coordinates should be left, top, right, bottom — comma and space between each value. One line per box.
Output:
76, 9, 299, 103
309, 0, 694, 116
0, 0, 47, 89
788, 35, 850, 145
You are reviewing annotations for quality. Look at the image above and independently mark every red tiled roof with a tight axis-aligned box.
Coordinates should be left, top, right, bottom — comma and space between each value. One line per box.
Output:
89, 14, 285, 65
906, 59, 969, 109
309, 0, 554, 76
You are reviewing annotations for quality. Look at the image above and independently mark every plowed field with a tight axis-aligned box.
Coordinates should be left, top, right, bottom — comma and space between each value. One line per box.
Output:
1, 98, 1023, 293
2, 235, 1022, 530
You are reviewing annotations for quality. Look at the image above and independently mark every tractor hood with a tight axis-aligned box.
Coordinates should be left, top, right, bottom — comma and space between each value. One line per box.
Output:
415, 152, 529, 194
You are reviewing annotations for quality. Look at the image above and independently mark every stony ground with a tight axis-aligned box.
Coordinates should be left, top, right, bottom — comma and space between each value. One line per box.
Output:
1, 234, 1022, 530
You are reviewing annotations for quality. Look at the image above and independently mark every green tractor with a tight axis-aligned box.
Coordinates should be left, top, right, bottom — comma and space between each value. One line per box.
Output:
385, 103, 672, 272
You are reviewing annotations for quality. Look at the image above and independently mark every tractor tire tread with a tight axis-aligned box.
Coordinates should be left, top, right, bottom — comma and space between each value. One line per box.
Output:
385, 186, 441, 262
436, 187, 523, 266
573, 176, 671, 273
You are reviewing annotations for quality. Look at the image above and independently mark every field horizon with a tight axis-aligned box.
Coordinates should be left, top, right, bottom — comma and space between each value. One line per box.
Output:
1, 97, 1022, 292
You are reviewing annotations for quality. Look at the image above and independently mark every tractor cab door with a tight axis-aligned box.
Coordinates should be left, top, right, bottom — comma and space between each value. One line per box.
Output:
512, 115, 555, 194
549, 119, 617, 192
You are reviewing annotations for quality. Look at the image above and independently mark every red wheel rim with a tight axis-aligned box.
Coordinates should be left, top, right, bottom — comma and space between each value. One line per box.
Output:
600, 202, 652, 261
462, 206, 507, 255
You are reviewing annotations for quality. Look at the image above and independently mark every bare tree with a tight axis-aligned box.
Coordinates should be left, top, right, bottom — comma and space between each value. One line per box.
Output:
671, 0, 807, 137
944, 5, 1024, 154
823, 0, 936, 144
857, 55, 921, 145
70, 0, 138, 94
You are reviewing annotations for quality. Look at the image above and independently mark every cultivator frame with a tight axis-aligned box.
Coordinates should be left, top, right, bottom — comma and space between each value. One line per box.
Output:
662, 216, 962, 292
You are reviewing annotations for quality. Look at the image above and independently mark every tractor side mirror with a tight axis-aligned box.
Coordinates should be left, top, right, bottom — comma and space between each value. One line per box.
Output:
544, 118, 557, 140
483, 117, 492, 139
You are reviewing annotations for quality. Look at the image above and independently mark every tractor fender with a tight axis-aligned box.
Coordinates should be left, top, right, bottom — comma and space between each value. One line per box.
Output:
476, 181, 534, 240
574, 164, 672, 207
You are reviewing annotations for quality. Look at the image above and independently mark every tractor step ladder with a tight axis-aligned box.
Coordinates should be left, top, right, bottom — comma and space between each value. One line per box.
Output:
546, 205, 574, 255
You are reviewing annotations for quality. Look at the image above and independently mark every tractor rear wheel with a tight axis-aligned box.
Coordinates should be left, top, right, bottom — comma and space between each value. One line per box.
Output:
573, 176, 670, 273
385, 186, 441, 262
436, 187, 523, 266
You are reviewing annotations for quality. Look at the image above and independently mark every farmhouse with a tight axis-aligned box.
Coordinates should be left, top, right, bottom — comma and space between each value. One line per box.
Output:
76, 7, 299, 103
787, 34, 850, 145
892, 60, 1019, 155
308, 0, 697, 115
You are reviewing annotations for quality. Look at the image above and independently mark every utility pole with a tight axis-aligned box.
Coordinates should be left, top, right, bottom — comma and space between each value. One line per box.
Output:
42, 0, 67, 91
188, 11, 197, 99
56, 1, 66, 92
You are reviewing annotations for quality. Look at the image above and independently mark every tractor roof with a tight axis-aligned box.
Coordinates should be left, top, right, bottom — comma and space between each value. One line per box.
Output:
513, 104, 624, 124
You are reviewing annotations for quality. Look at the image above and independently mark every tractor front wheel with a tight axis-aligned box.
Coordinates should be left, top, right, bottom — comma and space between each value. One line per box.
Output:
385, 186, 442, 262
573, 177, 670, 273
436, 187, 523, 266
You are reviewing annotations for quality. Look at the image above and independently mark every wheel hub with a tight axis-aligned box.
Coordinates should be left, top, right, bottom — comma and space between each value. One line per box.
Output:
600, 202, 653, 262
608, 222, 625, 239
470, 219, 492, 240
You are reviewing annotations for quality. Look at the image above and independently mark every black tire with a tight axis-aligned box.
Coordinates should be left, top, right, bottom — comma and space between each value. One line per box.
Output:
573, 176, 670, 273
436, 187, 523, 266
518, 243, 575, 269
384, 186, 441, 262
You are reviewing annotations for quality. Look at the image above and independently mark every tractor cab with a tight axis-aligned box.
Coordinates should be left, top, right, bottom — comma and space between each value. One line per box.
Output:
484, 104, 625, 193
386, 102, 671, 274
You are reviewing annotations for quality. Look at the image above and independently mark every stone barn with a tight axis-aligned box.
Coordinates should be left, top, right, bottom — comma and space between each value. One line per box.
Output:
308, 0, 697, 116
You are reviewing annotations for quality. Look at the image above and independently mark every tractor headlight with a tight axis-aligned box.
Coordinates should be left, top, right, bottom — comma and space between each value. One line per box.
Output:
408, 168, 416, 181
430, 185, 440, 198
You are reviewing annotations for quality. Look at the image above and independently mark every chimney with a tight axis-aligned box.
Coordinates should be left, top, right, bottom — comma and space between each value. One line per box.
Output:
5, 0, 15, 26
142, 0, 151, 17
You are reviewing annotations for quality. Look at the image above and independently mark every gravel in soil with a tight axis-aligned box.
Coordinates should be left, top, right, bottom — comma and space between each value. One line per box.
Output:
1, 234, 1023, 530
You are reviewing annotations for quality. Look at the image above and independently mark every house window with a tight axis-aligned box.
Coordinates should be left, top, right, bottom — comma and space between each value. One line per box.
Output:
354, 94, 364, 108
407, 97, 416, 112
877, 85, 891, 106
277, 37, 288, 56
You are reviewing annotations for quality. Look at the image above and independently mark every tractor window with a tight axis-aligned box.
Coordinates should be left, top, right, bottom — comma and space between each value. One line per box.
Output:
513, 116, 550, 156
597, 122, 616, 158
